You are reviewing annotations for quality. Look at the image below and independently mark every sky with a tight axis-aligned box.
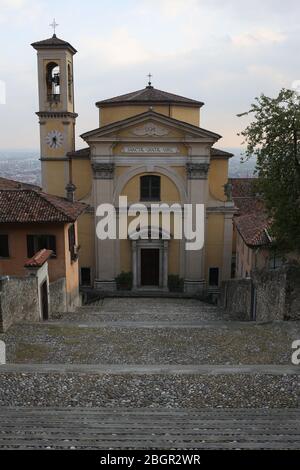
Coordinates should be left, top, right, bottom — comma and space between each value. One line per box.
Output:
0, 0, 299, 150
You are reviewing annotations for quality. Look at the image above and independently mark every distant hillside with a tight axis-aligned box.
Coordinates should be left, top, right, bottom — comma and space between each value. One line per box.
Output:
0, 150, 41, 186
226, 147, 257, 178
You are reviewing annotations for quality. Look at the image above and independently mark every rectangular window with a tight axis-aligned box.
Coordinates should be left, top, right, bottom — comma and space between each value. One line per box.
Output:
27, 234, 56, 258
81, 267, 91, 286
0, 234, 9, 258
209, 267, 219, 286
140, 175, 161, 201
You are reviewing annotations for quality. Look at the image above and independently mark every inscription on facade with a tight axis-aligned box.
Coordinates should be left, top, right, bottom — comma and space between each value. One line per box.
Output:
123, 146, 179, 154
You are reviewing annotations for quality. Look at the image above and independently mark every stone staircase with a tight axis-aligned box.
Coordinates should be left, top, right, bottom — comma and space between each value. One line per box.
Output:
0, 297, 299, 449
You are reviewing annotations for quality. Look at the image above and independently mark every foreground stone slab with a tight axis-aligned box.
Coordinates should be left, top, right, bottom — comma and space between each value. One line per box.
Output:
0, 407, 299, 449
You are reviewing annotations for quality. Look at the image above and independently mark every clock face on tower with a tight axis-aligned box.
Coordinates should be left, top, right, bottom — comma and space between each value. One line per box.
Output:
45, 130, 64, 149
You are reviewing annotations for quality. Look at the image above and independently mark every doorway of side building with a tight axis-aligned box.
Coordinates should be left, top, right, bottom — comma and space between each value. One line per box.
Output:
40, 280, 49, 320
141, 248, 160, 286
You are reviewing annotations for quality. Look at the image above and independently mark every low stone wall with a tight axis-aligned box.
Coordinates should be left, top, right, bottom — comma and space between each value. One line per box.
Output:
285, 266, 300, 320
220, 278, 253, 321
253, 266, 300, 322
221, 265, 300, 322
0, 276, 39, 332
49, 278, 67, 317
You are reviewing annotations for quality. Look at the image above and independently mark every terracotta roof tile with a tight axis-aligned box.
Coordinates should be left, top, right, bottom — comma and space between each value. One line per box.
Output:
0, 189, 87, 223
0, 177, 40, 191
229, 178, 264, 216
234, 212, 271, 247
96, 86, 204, 108
24, 249, 53, 268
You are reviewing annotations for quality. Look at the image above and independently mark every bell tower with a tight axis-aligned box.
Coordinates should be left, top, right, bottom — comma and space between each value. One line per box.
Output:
31, 25, 77, 196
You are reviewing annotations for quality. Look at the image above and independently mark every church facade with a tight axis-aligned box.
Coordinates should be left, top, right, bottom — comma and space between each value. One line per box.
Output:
31, 34, 235, 293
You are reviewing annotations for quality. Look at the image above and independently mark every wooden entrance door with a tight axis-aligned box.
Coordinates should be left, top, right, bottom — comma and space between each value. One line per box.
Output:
141, 249, 159, 286
41, 281, 49, 320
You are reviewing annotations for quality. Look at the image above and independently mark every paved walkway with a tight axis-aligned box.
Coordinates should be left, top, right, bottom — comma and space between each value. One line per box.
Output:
0, 407, 299, 449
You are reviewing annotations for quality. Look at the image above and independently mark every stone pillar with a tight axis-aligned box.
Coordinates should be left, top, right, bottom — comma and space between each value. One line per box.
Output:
93, 163, 117, 291
222, 208, 235, 281
184, 163, 209, 294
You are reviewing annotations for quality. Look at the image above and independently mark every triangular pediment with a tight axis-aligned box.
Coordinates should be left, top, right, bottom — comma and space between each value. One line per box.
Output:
81, 110, 221, 142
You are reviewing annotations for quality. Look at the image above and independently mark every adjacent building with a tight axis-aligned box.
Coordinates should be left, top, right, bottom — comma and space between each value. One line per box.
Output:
0, 184, 86, 311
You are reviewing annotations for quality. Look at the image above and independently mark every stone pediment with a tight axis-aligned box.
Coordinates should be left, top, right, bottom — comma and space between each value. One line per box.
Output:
81, 110, 221, 143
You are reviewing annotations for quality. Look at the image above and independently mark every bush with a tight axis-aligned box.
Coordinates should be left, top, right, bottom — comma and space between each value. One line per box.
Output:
168, 275, 184, 292
115, 271, 133, 291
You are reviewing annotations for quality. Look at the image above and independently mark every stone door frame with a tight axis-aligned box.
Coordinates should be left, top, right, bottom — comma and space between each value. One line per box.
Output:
132, 239, 169, 290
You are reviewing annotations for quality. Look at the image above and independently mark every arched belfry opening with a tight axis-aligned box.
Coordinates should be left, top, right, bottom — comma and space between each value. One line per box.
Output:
68, 63, 73, 102
46, 62, 60, 102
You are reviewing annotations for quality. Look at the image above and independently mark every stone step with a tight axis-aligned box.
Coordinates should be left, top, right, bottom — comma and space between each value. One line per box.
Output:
0, 407, 299, 449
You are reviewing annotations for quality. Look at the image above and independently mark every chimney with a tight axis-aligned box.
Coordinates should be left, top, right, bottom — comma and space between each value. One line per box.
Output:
66, 183, 76, 203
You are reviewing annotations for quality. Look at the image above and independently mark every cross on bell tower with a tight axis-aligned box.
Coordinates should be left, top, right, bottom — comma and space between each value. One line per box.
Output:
49, 18, 59, 37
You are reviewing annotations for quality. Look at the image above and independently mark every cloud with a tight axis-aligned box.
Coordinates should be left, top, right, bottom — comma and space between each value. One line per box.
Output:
79, 28, 152, 67
232, 29, 287, 47
0, 0, 43, 24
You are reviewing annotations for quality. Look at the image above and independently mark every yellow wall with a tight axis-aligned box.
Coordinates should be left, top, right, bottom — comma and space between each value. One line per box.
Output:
169, 239, 180, 274
100, 104, 200, 127
205, 214, 225, 281
42, 160, 66, 197
72, 159, 93, 200
208, 159, 228, 201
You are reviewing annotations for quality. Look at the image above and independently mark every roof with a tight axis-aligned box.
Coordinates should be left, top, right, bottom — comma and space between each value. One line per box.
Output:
81, 110, 221, 140
229, 178, 263, 215
67, 148, 90, 158
96, 85, 204, 108
31, 34, 77, 55
0, 177, 41, 191
0, 190, 87, 223
211, 148, 234, 159
24, 249, 53, 268
234, 212, 271, 247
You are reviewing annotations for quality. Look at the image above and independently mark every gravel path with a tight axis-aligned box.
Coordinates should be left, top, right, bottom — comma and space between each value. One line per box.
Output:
0, 373, 298, 408
1, 321, 298, 364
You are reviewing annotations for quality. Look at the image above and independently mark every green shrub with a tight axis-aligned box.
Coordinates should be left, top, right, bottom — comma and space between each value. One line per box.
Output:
168, 275, 184, 292
115, 271, 133, 291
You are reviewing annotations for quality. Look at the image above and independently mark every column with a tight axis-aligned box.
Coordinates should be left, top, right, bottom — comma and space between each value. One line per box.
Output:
93, 163, 117, 291
184, 163, 209, 294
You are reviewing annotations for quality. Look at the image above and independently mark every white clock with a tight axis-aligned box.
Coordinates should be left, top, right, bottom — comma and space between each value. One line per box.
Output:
45, 130, 64, 149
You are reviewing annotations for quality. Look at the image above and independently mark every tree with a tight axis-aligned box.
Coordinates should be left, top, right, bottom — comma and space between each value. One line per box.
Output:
239, 88, 300, 252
